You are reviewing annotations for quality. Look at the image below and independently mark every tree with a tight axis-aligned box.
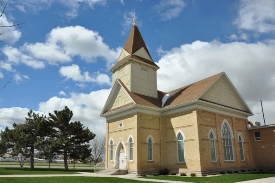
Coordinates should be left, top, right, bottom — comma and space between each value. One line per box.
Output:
90, 133, 105, 172
12, 110, 47, 169
48, 106, 95, 171
0, 126, 14, 156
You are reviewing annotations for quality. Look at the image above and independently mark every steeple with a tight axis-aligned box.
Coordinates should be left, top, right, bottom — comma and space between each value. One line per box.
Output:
110, 17, 159, 98
110, 22, 158, 72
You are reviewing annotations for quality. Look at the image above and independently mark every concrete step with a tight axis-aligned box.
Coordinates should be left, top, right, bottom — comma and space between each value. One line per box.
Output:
97, 169, 128, 175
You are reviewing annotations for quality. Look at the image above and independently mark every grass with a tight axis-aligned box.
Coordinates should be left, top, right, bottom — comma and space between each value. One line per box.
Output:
0, 161, 101, 167
0, 167, 94, 175
145, 172, 275, 183
0, 177, 155, 183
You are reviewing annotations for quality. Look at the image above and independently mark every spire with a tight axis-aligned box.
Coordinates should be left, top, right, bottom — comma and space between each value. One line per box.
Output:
123, 24, 151, 59
133, 9, 136, 26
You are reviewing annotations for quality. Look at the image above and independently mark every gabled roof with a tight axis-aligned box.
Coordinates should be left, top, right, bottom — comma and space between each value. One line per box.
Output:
163, 72, 223, 108
102, 72, 253, 116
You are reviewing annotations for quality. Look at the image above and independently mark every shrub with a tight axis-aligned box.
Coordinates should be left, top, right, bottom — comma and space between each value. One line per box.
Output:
190, 173, 196, 177
169, 171, 176, 175
180, 172, 186, 176
234, 171, 239, 173
220, 171, 225, 174
159, 168, 169, 175
152, 172, 158, 176
140, 174, 147, 177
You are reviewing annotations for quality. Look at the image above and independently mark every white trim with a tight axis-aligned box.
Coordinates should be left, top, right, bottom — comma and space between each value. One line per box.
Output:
176, 131, 185, 163
221, 119, 234, 139
101, 79, 135, 116
115, 139, 127, 169
109, 139, 114, 161
128, 135, 134, 161
147, 135, 154, 161
208, 129, 217, 139
238, 133, 245, 161
175, 130, 185, 141
221, 120, 235, 161
209, 130, 217, 162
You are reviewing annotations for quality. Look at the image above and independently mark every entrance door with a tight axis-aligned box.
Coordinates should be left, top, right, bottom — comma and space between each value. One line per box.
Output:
119, 151, 125, 169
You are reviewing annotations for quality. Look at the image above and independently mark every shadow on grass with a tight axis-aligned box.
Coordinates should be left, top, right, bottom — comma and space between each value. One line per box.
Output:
144, 172, 275, 183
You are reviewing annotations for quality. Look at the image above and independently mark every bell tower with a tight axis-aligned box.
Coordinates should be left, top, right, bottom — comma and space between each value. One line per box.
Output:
110, 20, 159, 98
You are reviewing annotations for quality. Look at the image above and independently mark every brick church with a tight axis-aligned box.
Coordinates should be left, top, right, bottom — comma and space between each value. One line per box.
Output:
101, 21, 255, 175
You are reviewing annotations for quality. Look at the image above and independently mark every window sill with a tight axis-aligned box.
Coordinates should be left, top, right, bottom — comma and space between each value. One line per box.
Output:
177, 162, 186, 165
147, 160, 154, 163
224, 160, 235, 163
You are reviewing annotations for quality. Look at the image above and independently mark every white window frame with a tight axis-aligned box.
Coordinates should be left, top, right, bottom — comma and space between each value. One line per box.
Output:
208, 129, 217, 162
147, 135, 154, 161
128, 136, 134, 161
110, 139, 114, 161
221, 120, 235, 161
254, 131, 261, 141
238, 134, 245, 161
176, 130, 185, 163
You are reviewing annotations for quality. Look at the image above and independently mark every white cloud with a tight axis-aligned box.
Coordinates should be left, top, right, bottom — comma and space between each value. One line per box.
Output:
229, 33, 249, 41
38, 89, 111, 133
2, 46, 45, 69
59, 91, 67, 96
0, 15, 21, 44
59, 64, 111, 85
152, 0, 186, 21
0, 107, 33, 128
234, 0, 275, 33
12, 0, 106, 18
156, 39, 275, 124
24, 26, 120, 66
0, 88, 110, 133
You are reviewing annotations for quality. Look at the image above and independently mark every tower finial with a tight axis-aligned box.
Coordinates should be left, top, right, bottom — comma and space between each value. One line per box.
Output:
133, 9, 136, 26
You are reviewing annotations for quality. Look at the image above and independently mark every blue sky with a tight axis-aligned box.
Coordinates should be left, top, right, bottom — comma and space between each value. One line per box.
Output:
0, 0, 275, 133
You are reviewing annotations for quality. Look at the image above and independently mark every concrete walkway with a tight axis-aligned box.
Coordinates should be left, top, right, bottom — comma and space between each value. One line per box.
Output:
0, 172, 191, 183
0, 172, 275, 183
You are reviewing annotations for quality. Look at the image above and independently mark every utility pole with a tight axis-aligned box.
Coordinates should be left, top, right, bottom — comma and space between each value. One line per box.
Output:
260, 100, 266, 126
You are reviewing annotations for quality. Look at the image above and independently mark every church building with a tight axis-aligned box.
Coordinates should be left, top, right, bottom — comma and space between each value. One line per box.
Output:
101, 21, 254, 175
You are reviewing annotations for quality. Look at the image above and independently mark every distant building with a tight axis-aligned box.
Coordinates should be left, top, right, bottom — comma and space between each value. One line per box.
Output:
101, 21, 272, 175
248, 123, 275, 170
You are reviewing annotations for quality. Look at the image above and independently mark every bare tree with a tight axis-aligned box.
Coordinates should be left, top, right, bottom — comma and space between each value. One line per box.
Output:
0, 1, 24, 90
90, 133, 105, 172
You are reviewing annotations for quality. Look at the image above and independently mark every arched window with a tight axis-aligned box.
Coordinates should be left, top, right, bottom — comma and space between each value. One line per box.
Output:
238, 134, 245, 161
110, 140, 113, 160
147, 137, 153, 161
209, 130, 217, 162
177, 133, 184, 163
221, 121, 234, 161
129, 137, 133, 161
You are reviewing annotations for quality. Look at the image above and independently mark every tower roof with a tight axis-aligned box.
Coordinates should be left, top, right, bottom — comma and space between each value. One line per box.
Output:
110, 24, 159, 72
123, 25, 152, 59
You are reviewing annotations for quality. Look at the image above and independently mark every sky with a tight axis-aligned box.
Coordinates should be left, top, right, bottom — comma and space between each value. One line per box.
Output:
0, 0, 275, 134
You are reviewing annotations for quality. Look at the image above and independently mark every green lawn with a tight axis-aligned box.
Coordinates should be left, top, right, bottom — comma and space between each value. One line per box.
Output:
145, 172, 275, 183
0, 167, 93, 175
0, 161, 99, 167
0, 177, 154, 183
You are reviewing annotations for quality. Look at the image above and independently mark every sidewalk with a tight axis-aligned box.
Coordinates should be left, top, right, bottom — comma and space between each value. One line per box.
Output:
0, 172, 275, 183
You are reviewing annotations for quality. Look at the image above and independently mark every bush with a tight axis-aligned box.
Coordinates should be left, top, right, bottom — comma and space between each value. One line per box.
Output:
180, 172, 186, 176
152, 172, 158, 176
190, 173, 196, 177
159, 168, 169, 175
169, 171, 176, 175
140, 174, 147, 177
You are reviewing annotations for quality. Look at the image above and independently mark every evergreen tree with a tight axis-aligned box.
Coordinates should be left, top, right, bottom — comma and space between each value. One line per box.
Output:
48, 106, 95, 170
